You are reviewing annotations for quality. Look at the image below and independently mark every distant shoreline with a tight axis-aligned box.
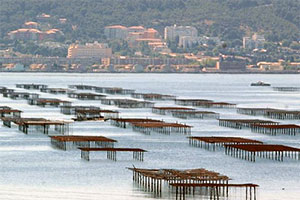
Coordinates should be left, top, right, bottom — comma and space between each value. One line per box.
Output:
0, 71, 299, 74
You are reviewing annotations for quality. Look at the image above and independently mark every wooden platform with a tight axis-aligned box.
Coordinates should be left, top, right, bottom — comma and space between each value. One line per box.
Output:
188, 136, 263, 151
225, 144, 300, 162
50, 135, 117, 150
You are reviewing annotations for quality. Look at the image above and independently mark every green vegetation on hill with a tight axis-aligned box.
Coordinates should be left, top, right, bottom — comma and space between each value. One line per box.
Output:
0, 0, 299, 44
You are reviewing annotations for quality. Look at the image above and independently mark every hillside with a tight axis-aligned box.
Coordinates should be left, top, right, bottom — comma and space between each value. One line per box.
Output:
0, 0, 299, 43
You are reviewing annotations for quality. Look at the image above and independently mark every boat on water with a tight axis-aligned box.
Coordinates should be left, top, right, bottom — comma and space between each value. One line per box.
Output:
251, 81, 271, 86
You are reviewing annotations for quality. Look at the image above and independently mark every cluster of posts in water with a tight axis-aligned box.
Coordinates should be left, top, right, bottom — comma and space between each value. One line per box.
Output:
1, 82, 300, 199
129, 167, 258, 200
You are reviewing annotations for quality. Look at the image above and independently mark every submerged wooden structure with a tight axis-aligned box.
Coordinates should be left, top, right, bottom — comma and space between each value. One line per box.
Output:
75, 109, 119, 121
128, 167, 258, 199
152, 107, 195, 115
0, 106, 22, 118
101, 99, 154, 108
251, 124, 300, 136
273, 87, 300, 92
175, 99, 213, 106
237, 107, 300, 120
1, 117, 70, 135
50, 135, 117, 150
225, 144, 300, 162
79, 147, 146, 161
68, 92, 106, 100
195, 102, 236, 108
170, 183, 258, 200
69, 84, 95, 90
174, 99, 236, 108
94, 86, 135, 95
132, 122, 192, 135
3, 92, 39, 100
218, 119, 279, 129
131, 93, 176, 101
237, 107, 275, 116
110, 118, 162, 128
60, 105, 100, 115
188, 137, 263, 151
0, 87, 14, 94
40, 88, 72, 94
68, 85, 135, 95
28, 98, 72, 107
16, 83, 48, 90
172, 110, 220, 119
264, 109, 300, 120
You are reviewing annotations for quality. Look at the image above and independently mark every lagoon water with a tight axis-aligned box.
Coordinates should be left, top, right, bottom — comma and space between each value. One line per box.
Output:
0, 73, 299, 200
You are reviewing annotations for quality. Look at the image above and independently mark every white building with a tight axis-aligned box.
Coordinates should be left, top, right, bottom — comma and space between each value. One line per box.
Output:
67, 42, 112, 58
243, 34, 265, 49
164, 25, 198, 42
179, 36, 222, 48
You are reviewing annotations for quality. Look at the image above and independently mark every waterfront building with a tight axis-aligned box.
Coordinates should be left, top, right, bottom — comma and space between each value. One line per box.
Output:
67, 42, 112, 58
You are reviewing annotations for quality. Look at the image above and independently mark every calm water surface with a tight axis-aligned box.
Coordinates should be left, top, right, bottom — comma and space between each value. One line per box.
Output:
0, 73, 299, 200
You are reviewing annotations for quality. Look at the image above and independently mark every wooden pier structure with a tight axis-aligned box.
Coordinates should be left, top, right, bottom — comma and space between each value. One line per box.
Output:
101, 99, 154, 108
0, 86, 15, 95
3, 92, 39, 100
79, 147, 146, 161
1, 117, 70, 135
237, 107, 300, 120
237, 107, 275, 116
170, 183, 258, 200
74, 109, 119, 121
0, 86, 8, 93
94, 86, 135, 95
195, 102, 236, 109
251, 124, 300, 136
225, 144, 300, 162
273, 87, 300, 92
0, 87, 14, 94
174, 99, 236, 108
128, 167, 258, 199
28, 98, 72, 107
131, 93, 176, 101
264, 109, 300, 120
218, 119, 279, 129
50, 135, 117, 150
68, 84, 135, 95
0, 106, 22, 118
172, 110, 220, 119
60, 105, 100, 115
131, 122, 192, 135
110, 118, 162, 128
175, 99, 213, 106
40, 88, 72, 94
68, 92, 106, 100
16, 83, 48, 90
152, 107, 195, 115
188, 137, 263, 151
69, 84, 95, 90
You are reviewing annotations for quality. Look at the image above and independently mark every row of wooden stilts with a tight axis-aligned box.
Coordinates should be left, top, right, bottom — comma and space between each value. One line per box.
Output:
225, 146, 300, 162
173, 185, 256, 200
133, 171, 162, 196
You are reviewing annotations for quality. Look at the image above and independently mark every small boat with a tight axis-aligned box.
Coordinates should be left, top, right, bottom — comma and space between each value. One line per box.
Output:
251, 81, 271, 86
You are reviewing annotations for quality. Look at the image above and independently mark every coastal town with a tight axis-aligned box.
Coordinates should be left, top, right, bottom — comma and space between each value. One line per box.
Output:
1, 1, 300, 200
0, 13, 299, 73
